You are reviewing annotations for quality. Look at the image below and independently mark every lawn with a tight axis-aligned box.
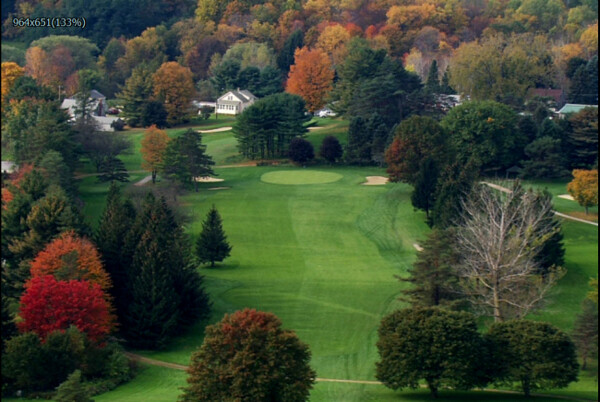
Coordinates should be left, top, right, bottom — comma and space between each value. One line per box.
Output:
73, 120, 598, 401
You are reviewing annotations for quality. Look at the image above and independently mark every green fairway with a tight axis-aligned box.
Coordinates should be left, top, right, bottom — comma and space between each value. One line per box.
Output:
261, 170, 344, 184
74, 121, 597, 401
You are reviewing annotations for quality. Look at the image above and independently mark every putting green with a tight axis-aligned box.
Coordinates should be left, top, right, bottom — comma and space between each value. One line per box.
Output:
261, 170, 343, 185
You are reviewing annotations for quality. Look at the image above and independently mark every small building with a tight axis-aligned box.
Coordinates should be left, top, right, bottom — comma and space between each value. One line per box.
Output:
527, 88, 566, 109
1, 161, 17, 174
557, 103, 598, 119
216, 89, 257, 115
434, 94, 462, 112
60, 90, 121, 131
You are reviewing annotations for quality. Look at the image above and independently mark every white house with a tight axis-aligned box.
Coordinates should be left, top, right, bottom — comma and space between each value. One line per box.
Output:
216, 89, 257, 115
1, 161, 17, 174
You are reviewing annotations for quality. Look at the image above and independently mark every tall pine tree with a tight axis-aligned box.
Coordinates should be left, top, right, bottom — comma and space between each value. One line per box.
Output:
95, 182, 136, 321
196, 205, 232, 267
425, 60, 440, 94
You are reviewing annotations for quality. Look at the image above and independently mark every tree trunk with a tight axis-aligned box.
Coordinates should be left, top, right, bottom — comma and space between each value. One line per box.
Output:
585, 206, 588, 215
151, 170, 157, 184
493, 285, 501, 322
522, 378, 531, 397
211, 260, 215, 267
427, 381, 438, 398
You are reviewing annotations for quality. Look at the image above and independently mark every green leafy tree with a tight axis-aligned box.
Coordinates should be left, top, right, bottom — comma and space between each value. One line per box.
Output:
441, 100, 522, 175
521, 137, 570, 179
289, 137, 315, 164
399, 228, 461, 308
376, 308, 488, 398
54, 370, 93, 402
319, 135, 343, 163
180, 309, 315, 402
196, 205, 232, 267
162, 129, 215, 192
386, 116, 448, 184
486, 320, 579, 396
140, 100, 168, 128
234, 93, 309, 159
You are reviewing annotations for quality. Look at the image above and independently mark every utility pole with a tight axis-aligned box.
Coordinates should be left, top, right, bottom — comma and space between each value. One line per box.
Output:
57, 85, 63, 101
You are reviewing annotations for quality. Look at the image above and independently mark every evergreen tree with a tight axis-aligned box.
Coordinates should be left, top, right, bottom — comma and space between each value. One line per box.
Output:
430, 160, 478, 228
118, 66, 154, 127
288, 138, 315, 164
440, 69, 454, 94
97, 156, 129, 182
54, 370, 93, 402
320, 136, 343, 163
399, 228, 461, 308
345, 116, 371, 164
196, 205, 232, 267
277, 30, 304, 73
95, 182, 136, 321
572, 299, 598, 370
410, 157, 439, 224
568, 107, 599, 169
140, 100, 168, 128
425, 60, 440, 93
162, 129, 215, 192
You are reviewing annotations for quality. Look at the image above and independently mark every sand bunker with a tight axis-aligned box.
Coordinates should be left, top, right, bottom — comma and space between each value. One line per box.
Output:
558, 194, 575, 201
413, 243, 423, 252
197, 126, 232, 133
362, 176, 389, 185
307, 126, 325, 131
194, 176, 225, 182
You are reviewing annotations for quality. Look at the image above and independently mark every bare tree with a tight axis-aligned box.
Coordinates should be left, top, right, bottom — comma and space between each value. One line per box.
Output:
454, 183, 564, 322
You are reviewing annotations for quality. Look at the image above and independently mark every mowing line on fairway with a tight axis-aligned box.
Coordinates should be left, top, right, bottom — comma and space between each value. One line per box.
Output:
122, 353, 596, 401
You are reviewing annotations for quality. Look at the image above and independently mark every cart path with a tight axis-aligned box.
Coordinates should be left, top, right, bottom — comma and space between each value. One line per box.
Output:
197, 126, 232, 133
123, 353, 596, 401
481, 182, 598, 226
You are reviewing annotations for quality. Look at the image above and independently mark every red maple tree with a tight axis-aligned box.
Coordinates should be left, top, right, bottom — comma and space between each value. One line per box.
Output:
30, 230, 112, 293
18, 275, 116, 342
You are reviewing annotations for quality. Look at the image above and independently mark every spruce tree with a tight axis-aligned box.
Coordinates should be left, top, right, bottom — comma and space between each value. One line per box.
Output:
399, 228, 461, 308
95, 182, 136, 320
196, 205, 232, 267
425, 60, 440, 94
411, 157, 439, 224
440, 69, 454, 94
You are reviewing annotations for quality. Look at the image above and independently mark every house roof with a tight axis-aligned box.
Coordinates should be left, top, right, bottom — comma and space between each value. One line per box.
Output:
219, 100, 242, 106
528, 88, 564, 104
1, 161, 17, 173
557, 103, 598, 115
89, 89, 105, 100
218, 89, 257, 103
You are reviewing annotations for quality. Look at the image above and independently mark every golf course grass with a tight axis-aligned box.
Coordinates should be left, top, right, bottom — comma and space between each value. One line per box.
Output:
261, 170, 344, 184
65, 120, 598, 401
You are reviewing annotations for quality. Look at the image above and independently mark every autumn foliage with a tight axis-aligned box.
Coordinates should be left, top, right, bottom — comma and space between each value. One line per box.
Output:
18, 275, 115, 342
181, 308, 315, 401
286, 47, 334, 113
141, 125, 170, 183
1, 62, 25, 111
567, 169, 598, 214
152, 61, 195, 126
29, 231, 112, 292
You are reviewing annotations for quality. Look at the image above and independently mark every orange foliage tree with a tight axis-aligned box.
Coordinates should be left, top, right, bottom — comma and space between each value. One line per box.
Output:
25, 46, 52, 87
316, 24, 351, 65
152, 61, 195, 126
30, 231, 112, 293
1, 62, 25, 111
141, 125, 170, 183
567, 169, 598, 215
286, 47, 334, 113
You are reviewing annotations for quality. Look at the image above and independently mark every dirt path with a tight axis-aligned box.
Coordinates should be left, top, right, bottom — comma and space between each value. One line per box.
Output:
134, 175, 152, 186
481, 182, 598, 226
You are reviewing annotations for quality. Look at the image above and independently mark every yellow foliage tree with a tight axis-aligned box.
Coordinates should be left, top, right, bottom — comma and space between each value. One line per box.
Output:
141, 125, 170, 183
153, 61, 195, 126
316, 24, 351, 66
1, 62, 25, 112
286, 47, 334, 113
567, 169, 598, 215
579, 23, 598, 58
